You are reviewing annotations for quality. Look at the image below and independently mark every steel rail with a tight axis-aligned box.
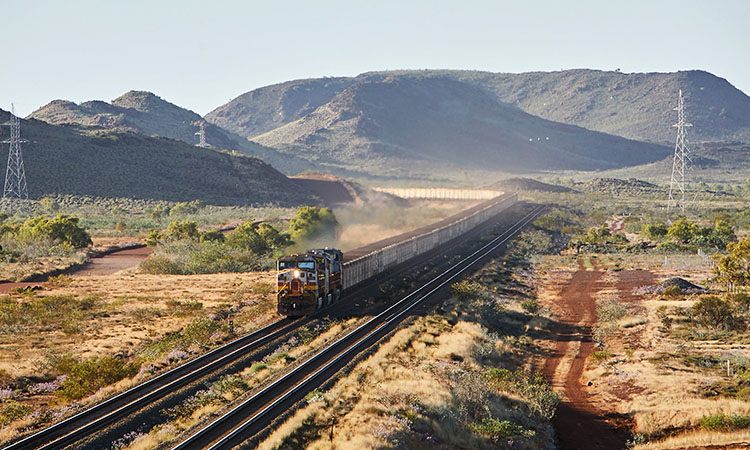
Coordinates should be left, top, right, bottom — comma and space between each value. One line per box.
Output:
4, 318, 303, 450
173, 205, 545, 450
5, 195, 519, 450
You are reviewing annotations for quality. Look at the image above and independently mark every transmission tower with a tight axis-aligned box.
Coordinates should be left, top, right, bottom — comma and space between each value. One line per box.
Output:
195, 121, 209, 148
1, 104, 29, 214
667, 90, 692, 215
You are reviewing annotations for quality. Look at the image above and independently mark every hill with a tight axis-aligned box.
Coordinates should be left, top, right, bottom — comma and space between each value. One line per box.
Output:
28, 91, 308, 174
0, 109, 308, 206
209, 70, 750, 145
248, 76, 671, 177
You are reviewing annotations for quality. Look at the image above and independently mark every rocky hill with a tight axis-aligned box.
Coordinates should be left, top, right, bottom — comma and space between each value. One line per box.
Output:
209, 69, 750, 145
248, 76, 671, 176
0, 109, 308, 205
27, 91, 308, 173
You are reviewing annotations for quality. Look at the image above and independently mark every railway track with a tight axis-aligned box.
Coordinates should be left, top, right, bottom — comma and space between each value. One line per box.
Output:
3, 195, 524, 450
172, 205, 545, 450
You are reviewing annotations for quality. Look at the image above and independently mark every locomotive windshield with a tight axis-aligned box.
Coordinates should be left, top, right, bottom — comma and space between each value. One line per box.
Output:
278, 260, 316, 270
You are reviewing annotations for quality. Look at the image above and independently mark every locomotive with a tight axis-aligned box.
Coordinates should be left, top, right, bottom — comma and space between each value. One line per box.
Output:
276, 248, 343, 316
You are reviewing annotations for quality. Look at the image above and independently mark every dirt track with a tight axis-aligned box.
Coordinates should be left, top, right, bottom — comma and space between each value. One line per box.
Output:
542, 258, 631, 450
0, 246, 152, 294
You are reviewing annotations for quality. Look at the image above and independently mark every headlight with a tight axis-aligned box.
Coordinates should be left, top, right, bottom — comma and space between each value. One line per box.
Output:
294, 270, 300, 279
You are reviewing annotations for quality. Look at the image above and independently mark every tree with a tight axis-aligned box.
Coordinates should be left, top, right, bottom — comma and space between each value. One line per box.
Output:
667, 217, 698, 243
288, 207, 339, 242
20, 215, 92, 249
165, 220, 200, 241
225, 221, 269, 254
641, 223, 668, 240
716, 238, 750, 285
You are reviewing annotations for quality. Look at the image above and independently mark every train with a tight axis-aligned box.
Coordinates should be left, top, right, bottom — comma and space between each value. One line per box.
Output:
276, 248, 343, 316
276, 193, 517, 317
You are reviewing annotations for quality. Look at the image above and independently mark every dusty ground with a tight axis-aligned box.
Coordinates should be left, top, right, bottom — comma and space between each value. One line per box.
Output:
536, 253, 750, 450
0, 270, 278, 378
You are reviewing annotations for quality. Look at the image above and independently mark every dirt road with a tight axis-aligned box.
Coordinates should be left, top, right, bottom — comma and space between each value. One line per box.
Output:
0, 245, 152, 294
542, 258, 631, 450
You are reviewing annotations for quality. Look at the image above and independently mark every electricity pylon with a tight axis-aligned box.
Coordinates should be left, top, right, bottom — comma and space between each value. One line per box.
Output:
667, 90, 692, 216
1, 104, 29, 214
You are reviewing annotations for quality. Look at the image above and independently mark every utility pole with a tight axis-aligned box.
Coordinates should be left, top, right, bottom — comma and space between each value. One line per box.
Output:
667, 90, 692, 216
1, 104, 30, 214
195, 121, 209, 148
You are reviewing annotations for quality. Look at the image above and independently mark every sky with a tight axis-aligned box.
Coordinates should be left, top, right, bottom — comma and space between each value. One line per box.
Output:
2, 0, 749, 117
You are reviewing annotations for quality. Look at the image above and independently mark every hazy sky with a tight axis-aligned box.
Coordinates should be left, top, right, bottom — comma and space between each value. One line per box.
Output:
2, 0, 748, 117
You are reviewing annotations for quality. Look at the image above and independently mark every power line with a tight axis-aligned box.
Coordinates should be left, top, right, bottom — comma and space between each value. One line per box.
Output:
2, 104, 30, 214
667, 90, 692, 216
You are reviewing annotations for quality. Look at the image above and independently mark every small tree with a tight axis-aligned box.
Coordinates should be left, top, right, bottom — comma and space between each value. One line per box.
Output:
288, 207, 338, 242
717, 238, 750, 285
691, 296, 739, 330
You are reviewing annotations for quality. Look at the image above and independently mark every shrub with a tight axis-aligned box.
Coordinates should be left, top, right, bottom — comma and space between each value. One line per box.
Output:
169, 200, 205, 216
288, 206, 338, 242
0, 401, 32, 426
140, 255, 183, 274
520, 299, 539, 314
451, 280, 487, 302
692, 296, 740, 330
471, 418, 535, 441
54, 354, 139, 401
641, 223, 668, 240
165, 220, 200, 241
700, 413, 750, 431
19, 214, 92, 248
39, 197, 60, 213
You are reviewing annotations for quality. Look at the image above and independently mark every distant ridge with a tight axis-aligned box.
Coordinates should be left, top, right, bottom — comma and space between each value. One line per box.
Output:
246, 76, 671, 176
0, 109, 308, 205
209, 69, 750, 145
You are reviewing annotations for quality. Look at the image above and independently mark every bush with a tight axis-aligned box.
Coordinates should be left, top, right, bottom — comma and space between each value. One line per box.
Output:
520, 299, 539, 314
169, 200, 205, 216
39, 197, 60, 213
54, 354, 139, 401
471, 418, 535, 441
19, 214, 92, 248
717, 238, 750, 285
692, 296, 740, 330
700, 413, 750, 431
288, 206, 338, 242
451, 280, 487, 302
0, 401, 32, 426
641, 223, 668, 240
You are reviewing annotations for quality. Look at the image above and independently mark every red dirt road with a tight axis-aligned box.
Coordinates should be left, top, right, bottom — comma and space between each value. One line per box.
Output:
0, 246, 152, 294
542, 259, 631, 450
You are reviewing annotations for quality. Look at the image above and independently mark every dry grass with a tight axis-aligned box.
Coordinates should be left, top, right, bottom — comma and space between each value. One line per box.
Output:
633, 429, 750, 449
256, 289, 555, 450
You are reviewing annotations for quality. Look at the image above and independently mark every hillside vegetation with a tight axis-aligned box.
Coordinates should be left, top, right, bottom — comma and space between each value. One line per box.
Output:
0, 109, 308, 205
208, 69, 750, 145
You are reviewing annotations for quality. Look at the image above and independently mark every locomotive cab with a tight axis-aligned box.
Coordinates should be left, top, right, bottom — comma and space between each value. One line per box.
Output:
277, 249, 343, 317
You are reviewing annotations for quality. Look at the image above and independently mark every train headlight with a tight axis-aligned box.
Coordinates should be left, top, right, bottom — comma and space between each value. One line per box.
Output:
294, 270, 300, 279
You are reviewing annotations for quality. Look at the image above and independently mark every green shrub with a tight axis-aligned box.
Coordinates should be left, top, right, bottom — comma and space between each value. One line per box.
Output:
700, 413, 750, 431
520, 299, 539, 314
451, 280, 487, 302
169, 200, 205, 216
140, 255, 183, 274
692, 296, 741, 330
19, 214, 92, 248
0, 401, 32, 426
471, 418, 535, 441
592, 350, 612, 361
39, 197, 60, 214
288, 206, 338, 242
641, 223, 668, 240
54, 354, 139, 401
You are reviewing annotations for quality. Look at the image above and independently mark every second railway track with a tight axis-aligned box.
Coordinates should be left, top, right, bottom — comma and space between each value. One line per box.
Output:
4, 195, 529, 450
173, 204, 546, 450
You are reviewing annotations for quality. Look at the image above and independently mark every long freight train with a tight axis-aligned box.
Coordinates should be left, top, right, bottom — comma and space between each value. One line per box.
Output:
276, 193, 518, 317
